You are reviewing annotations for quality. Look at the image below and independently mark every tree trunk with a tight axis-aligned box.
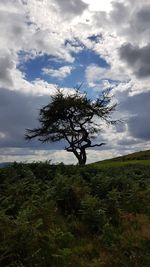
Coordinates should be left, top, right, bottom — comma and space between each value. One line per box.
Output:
78, 149, 86, 165
70, 147, 87, 165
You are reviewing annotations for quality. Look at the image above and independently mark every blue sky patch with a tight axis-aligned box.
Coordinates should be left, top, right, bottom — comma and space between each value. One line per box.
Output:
18, 47, 110, 88
75, 48, 109, 68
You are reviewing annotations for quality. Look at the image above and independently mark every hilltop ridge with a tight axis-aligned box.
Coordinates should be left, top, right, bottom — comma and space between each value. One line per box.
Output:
108, 149, 150, 161
91, 149, 150, 168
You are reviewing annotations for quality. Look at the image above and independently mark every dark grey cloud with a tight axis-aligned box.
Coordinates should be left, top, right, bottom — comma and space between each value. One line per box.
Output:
129, 116, 150, 141
115, 123, 126, 133
119, 43, 150, 78
117, 138, 139, 146
110, 2, 129, 25
94, 1, 150, 45
0, 88, 44, 147
119, 91, 150, 141
137, 6, 150, 25
110, 2, 150, 31
0, 88, 65, 149
131, 5, 150, 36
53, 0, 88, 18
0, 54, 14, 87
108, 0, 150, 102
112, 1, 150, 40
0, 88, 43, 148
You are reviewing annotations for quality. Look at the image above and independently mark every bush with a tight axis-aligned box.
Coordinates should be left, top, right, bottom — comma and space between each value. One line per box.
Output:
80, 195, 107, 233
50, 174, 89, 215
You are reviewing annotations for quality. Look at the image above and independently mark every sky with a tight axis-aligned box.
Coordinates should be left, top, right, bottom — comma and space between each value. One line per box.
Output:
0, 0, 150, 164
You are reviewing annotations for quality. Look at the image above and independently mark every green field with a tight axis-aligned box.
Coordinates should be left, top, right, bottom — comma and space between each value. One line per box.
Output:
0, 150, 150, 267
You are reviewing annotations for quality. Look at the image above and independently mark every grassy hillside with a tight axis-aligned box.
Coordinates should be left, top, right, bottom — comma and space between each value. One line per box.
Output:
0, 150, 150, 267
92, 150, 150, 168
110, 149, 150, 161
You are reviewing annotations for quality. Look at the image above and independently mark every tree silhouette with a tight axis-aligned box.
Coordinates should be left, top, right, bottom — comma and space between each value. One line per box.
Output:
25, 88, 117, 165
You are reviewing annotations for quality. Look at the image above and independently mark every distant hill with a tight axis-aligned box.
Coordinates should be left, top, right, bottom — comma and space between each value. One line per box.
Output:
0, 162, 12, 168
109, 150, 150, 161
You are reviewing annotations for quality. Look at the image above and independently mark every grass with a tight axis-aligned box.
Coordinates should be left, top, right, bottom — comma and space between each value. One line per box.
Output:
92, 159, 150, 168
91, 149, 150, 168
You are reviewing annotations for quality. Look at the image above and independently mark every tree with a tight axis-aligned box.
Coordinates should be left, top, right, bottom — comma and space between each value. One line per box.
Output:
25, 88, 117, 165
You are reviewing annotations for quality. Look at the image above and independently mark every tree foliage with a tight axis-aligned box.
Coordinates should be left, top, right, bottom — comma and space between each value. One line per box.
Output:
25, 88, 117, 165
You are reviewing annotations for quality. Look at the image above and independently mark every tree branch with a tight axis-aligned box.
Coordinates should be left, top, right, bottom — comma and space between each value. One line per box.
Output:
89, 142, 105, 148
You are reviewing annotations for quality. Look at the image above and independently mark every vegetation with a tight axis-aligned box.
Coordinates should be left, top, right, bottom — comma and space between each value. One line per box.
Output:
0, 150, 150, 267
25, 89, 117, 165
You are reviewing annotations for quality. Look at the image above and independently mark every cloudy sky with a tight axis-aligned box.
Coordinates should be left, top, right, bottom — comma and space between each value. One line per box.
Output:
0, 0, 150, 164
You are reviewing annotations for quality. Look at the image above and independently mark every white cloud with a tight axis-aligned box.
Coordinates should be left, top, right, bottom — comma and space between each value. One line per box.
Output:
1, 0, 150, 163
1, 0, 150, 96
5, 66, 58, 95
0, 147, 117, 164
85, 63, 129, 86
42, 66, 73, 79
83, 0, 112, 12
85, 64, 105, 83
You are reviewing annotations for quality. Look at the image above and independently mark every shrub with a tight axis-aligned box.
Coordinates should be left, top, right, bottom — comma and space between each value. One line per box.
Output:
80, 195, 107, 233
50, 175, 81, 215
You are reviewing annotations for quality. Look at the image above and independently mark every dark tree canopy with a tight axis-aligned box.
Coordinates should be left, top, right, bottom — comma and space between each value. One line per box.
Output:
25, 89, 117, 165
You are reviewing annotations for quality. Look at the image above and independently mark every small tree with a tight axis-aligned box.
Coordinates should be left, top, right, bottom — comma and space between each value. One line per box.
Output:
25, 89, 117, 165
